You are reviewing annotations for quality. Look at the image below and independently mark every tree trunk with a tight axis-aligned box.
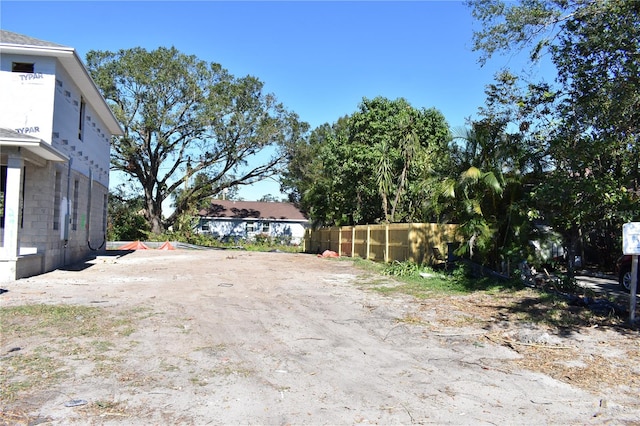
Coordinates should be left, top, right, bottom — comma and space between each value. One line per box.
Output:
144, 188, 164, 235
380, 191, 389, 223
149, 214, 164, 235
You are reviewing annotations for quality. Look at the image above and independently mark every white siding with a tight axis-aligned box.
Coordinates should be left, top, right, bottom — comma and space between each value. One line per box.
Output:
51, 65, 111, 187
0, 54, 56, 141
198, 219, 307, 245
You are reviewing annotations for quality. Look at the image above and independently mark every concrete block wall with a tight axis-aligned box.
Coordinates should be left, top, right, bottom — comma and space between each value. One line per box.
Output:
19, 161, 56, 253
18, 161, 108, 274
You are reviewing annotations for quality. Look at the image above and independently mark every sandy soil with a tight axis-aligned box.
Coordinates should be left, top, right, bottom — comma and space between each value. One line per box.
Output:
1, 249, 639, 425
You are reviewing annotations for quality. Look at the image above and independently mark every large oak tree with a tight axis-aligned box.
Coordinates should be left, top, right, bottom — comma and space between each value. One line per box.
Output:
87, 47, 308, 234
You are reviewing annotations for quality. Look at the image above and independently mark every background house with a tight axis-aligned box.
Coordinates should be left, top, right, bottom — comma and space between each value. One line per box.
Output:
0, 30, 122, 281
197, 200, 308, 245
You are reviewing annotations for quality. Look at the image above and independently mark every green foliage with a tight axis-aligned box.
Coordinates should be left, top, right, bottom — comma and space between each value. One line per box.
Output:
375, 260, 521, 296
469, 0, 575, 66
282, 97, 450, 226
287, 1, 638, 271
465, 0, 640, 270
382, 260, 422, 277
107, 187, 149, 241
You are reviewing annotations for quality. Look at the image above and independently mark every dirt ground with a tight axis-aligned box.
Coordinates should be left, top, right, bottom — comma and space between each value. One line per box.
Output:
1, 249, 639, 425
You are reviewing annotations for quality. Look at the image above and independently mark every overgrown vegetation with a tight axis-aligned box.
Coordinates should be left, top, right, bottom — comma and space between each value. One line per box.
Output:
375, 260, 522, 296
350, 258, 628, 329
281, 1, 639, 275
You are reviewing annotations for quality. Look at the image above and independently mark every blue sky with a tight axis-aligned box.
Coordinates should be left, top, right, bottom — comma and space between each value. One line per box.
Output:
1, 1, 553, 201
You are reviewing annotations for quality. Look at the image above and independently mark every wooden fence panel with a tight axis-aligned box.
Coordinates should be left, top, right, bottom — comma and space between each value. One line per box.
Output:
353, 227, 368, 259
388, 223, 410, 263
305, 223, 460, 264
340, 226, 354, 256
368, 225, 387, 262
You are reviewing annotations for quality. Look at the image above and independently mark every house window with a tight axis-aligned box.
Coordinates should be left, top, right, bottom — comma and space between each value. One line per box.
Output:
246, 221, 255, 233
72, 180, 79, 231
201, 223, 210, 232
78, 97, 86, 140
12, 62, 34, 73
53, 171, 61, 230
262, 222, 270, 233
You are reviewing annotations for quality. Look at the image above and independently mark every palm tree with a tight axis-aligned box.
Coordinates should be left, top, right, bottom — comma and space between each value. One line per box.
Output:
440, 121, 507, 259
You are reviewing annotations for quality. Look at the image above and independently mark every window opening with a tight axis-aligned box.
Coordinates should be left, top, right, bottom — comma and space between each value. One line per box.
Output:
78, 97, 86, 140
72, 180, 79, 231
53, 171, 61, 230
12, 62, 34, 73
20, 168, 25, 228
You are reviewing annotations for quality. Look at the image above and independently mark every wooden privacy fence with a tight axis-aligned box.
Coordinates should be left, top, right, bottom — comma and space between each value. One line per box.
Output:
304, 223, 460, 265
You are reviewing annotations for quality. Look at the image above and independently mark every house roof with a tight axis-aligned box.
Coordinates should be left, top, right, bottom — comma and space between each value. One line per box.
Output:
0, 30, 123, 136
199, 200, 308, 221
0, 31, 68, 48
0, 127, 69, 162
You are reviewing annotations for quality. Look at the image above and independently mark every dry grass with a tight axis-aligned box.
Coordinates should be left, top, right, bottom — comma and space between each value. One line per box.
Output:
0, 304, 143, 402
416, 289, 640, 404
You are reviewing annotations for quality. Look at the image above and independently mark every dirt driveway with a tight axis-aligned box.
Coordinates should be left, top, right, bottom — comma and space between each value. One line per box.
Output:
1, 249, 639, 425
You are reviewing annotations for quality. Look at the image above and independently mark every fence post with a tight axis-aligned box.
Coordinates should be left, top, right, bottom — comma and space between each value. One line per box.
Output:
338, 227, 343, 256
366, 226, 371, 260
385, 224, 389, 263
351, 227, 356, 258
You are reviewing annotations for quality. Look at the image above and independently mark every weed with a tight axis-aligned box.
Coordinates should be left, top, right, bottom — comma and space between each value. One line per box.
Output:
395, 314, 426, 325
383, 260, 421, 277
0, 347, 66, 402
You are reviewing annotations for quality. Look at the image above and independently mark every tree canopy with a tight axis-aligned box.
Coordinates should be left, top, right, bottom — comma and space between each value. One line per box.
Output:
467, 0, 639, 269
282, 97, 450, 226
87, 47, 308, 234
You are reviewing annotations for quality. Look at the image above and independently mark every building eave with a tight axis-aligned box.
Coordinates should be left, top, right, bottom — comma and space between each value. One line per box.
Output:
0, 138, 69, 162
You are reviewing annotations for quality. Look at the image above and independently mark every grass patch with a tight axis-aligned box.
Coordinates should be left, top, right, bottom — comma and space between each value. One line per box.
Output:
350, 259, 624, 329
365, 260, 522, 297
0, 304, 104, 336
0, 304, 142, 401
1, 347, 66, 402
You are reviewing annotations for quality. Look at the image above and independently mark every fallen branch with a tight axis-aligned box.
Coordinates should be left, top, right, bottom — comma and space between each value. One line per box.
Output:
434, 331, 487, 337
485, 334, 574, 350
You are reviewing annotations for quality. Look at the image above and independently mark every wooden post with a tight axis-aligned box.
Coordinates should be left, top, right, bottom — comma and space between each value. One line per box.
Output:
384, 224, 389, 263
351, 227, 356, 258
338, 227, 342, 257
366, 226, 371, 260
